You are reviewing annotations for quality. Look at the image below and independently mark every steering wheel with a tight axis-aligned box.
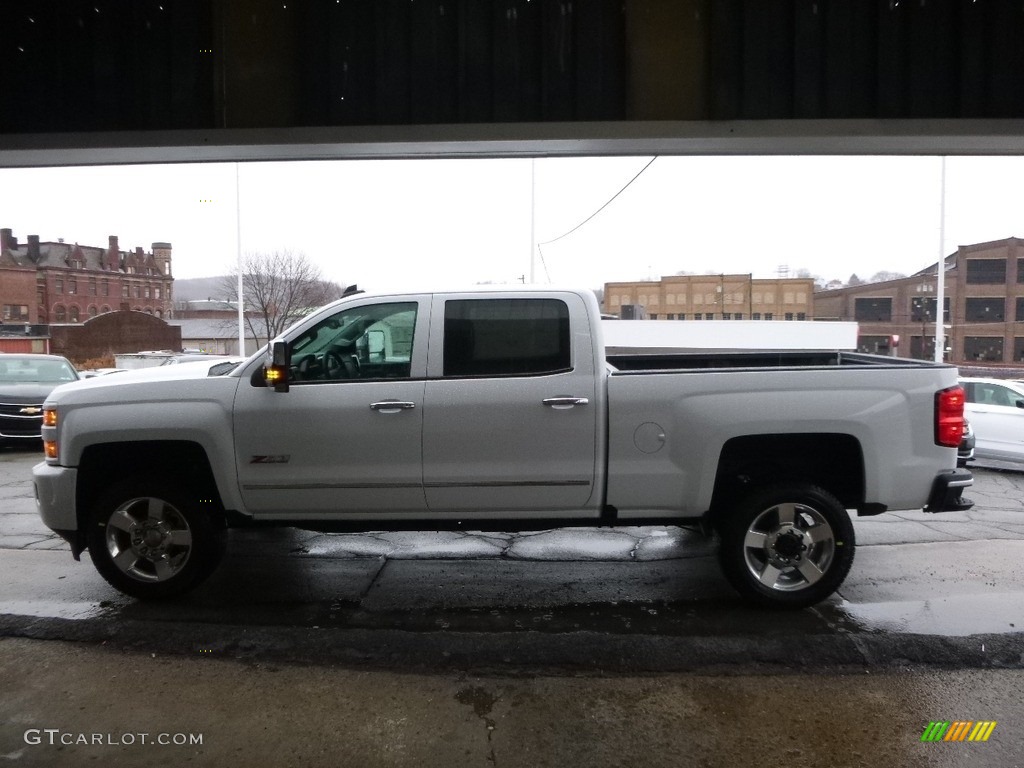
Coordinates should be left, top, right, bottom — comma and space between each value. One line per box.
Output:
324, 351, 359, 380
296, 354, 321, 380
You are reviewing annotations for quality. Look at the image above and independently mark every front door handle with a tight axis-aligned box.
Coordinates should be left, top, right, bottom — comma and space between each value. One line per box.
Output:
370, 400, 416, 413
542, 396, 589, 409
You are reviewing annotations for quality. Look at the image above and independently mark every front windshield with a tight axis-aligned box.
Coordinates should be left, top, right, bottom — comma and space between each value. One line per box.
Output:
0, 357, 78, 383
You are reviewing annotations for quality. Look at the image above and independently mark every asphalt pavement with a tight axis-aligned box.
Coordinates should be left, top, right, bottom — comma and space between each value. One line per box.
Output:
2, 445, 1024, 766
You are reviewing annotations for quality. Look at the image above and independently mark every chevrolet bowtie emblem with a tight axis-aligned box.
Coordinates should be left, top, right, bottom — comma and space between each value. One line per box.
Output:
19, 407, 42, 415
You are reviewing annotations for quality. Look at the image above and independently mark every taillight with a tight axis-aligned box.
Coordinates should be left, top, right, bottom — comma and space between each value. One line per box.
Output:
935, 386, 965, 448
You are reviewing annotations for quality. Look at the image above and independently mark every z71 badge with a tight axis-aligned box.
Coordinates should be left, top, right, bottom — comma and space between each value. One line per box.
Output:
250, 455, 290, 464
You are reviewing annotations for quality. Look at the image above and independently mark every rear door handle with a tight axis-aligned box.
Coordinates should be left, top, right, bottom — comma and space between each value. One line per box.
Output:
370, 400, 416, 413
542, 397, 589, 409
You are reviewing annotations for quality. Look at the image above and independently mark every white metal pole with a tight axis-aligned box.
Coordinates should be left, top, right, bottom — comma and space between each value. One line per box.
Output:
529, 158, 536, 284
236, 163, 244, 356
935, 156, 946, 364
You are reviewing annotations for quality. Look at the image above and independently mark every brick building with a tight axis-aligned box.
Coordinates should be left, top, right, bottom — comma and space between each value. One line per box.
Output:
813, 237, 1024, 366
0, 228, 174, 325
604, 274, 815, 321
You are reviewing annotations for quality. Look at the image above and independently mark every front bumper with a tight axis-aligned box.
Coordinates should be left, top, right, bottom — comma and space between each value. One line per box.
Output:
923, 468, 974, 513
33, 462, 80, 552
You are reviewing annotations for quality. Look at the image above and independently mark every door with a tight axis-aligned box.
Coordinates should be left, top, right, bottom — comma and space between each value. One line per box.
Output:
233, 298, 430, 517
963, 380, 1024, 461
422, 295, 599, 517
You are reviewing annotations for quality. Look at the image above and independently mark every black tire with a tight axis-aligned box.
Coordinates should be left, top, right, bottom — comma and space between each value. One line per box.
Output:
87, 478, 225, 600
717, 483, 855, 609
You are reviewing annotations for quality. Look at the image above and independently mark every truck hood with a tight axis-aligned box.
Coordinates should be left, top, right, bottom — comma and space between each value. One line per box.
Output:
47, 360, 240, 400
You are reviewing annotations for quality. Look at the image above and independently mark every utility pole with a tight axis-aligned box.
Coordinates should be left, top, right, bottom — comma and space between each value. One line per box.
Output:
935, 157, 946, 363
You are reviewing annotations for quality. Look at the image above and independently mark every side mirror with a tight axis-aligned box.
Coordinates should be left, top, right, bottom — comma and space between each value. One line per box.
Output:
367, 329, 386, 359
265, 340, 290, 393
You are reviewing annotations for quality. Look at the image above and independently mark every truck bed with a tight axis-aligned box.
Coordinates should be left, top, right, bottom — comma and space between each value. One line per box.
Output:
606, 350, 953, 372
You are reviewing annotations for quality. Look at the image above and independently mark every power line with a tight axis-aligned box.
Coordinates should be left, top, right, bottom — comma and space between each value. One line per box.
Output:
537, 156, 659, 248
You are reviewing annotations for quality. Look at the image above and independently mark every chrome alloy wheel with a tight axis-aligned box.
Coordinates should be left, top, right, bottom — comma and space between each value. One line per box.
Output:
741, 501, 836, 592
103, 497, 193, 583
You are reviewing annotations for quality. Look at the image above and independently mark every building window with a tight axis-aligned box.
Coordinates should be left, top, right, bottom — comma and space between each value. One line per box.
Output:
784, 313, 794, 321
102, 280, 109, 297
964, 297, 1005, 323
764, 313, 773, 320
89, 279, 97, 295
88, 305, 98, 318
858, 335, 890, 354
966, 259, 1007, 284
55, 278, 63, 294
666, 313, 675, 320
735, 313, 743, 320
155, 287, 162, 300
722, 313, 731, 320
134, 285, 141, 299
54, 305, 66, 322
1015, 338, 1024, 362
69, 306, 80, 322
2, 304, 29, 321
677, 314, 685, 320
1018, 259, 1024, 283
965, 336, 1004, 362
854, 297, 892, 322
693, 313, 702, 320
910, 335, 935, 360
155, 309, 163, 319
797, 313, 806, 321
650, 314, 658, 320
101, 305, 111, 313
911, 296, 950, 322
704, 314, 714, 320
752, 313, 761, 320
122, 285, 129, 298
68, 279, 77, 295
144, 286, 151, 299
1016, 297, 1024, 322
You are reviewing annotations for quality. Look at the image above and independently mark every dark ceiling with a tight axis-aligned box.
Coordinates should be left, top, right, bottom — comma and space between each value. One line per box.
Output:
2, 0, 1023, 164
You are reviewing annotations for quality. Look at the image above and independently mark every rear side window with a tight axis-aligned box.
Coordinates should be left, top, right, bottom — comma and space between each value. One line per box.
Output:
443, 299, 571, 377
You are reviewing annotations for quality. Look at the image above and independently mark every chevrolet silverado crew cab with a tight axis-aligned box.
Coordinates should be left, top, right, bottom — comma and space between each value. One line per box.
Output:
33, 287, 972, 608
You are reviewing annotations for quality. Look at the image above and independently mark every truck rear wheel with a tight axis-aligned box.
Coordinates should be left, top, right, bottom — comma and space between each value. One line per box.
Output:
87, 478, 225, 600
717, 483, 854, 609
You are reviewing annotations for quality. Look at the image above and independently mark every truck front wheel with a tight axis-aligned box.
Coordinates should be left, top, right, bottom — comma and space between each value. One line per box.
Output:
87, 479, 225, 600
717, 483, 854, 609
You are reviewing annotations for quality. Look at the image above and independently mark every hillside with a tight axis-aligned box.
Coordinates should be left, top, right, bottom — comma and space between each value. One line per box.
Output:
173, 276, 231, 302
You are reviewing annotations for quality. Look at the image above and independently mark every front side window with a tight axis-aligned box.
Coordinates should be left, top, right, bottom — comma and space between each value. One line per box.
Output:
443, 298, 570, 377
289, 301, 418, 383
965, 381, 1023, 407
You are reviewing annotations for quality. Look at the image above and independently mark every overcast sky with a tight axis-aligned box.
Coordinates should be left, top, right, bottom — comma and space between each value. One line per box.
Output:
0, 155, 1020, 293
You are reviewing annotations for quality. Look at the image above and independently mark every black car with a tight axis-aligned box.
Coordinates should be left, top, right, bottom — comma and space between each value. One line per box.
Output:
0, 354, 79, 443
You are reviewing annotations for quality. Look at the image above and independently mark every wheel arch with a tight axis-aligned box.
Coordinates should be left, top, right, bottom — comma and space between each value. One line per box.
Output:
76, 440, 227, 530
709, 433, 866, 521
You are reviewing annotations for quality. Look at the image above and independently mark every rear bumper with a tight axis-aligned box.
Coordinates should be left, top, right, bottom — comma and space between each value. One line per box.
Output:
923, 468, 974, 513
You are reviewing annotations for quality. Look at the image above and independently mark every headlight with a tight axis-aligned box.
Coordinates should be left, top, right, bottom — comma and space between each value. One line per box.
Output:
42, 408, 58, 462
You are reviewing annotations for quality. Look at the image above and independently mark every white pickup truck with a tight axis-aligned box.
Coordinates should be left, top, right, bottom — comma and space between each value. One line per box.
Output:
34, 287, 972, 608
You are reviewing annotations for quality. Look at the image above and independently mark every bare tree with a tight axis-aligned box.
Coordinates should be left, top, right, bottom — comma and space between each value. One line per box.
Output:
221, 250, 347, 348
867, 270, 908, 284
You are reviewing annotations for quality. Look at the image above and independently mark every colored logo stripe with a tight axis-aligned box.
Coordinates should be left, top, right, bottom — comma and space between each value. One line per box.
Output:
969, 722, 997, 742
921, 721, 997, 743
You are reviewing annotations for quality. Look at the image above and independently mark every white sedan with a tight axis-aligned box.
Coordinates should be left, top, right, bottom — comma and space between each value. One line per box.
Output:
959, 377, 1024, 464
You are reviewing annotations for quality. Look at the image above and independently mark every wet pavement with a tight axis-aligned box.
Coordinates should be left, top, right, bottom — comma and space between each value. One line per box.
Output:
3, 445, 1024, 766
2, 445, 1024, 670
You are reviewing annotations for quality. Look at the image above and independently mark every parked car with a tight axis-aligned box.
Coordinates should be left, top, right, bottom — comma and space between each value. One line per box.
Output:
0, 354, 79, 443
960, 377, 1024, 464
958, 418, 975, 467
